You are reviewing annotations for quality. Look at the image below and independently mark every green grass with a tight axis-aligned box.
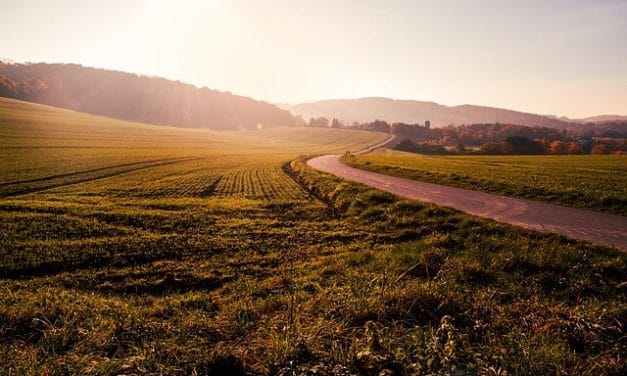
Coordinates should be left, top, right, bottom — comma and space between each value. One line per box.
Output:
343, 148, 627, 215
1, 98, 626, 375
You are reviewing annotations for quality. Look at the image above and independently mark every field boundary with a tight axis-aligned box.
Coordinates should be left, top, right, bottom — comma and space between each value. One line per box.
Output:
352, 134, 397, 155
280, 134, 396, 212
280, 160, 339, 216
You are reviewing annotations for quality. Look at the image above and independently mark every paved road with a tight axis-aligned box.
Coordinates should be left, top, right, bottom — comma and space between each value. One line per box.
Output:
308, 154, 627, 251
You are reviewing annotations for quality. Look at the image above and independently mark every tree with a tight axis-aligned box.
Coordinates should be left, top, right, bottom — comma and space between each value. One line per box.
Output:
549, 141, 567, 155
480, 142, 506, 155
307, 117, 330, 128
504, 136, 543, 154
590, 143, 608, 155
455, 143, 466, 154
369, 119, 391, 133
416, 142, 448, 155
0, 76, 18, 97
566, 142, 582, 155
394, 139, 418, 152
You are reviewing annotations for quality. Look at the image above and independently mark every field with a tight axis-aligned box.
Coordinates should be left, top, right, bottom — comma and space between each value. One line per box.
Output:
1, 98, 626, 375
343, 149, 627, 215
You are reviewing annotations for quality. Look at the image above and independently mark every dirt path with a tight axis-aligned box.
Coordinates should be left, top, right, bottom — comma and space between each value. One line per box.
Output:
308, 154, 627, 251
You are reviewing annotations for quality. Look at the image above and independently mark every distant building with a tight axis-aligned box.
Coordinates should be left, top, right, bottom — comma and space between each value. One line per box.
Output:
425, 120, 430, 129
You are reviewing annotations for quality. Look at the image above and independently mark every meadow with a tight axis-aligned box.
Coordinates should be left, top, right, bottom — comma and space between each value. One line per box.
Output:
343, 149, 627, 215
1, 98, 625, 375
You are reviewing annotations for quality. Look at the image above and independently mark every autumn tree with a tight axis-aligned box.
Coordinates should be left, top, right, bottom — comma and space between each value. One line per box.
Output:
566, 142, 582, 155
590, 143, 608, 155
549, 141, 567, 155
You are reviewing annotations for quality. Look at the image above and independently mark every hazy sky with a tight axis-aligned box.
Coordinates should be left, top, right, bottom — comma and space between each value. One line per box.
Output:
1, 0, 626, 117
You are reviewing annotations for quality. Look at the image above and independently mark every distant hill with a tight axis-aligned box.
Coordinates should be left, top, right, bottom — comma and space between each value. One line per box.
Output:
0, 62, 299, 130
289, 97, 577, 129
577, 115, 627, 123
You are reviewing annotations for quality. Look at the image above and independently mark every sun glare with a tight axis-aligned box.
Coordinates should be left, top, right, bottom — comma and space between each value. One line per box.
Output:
82, 0, 240, 79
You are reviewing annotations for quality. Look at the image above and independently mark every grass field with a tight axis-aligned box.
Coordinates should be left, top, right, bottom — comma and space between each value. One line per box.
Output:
343, 149, 627, 215
1, 98, 626, 375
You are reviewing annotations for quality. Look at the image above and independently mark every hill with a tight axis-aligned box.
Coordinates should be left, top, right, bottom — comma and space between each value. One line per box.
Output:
577, 115, 627, 123
0, 62, 300, 130
288, 97, 577, 129
0, 97, 386, 185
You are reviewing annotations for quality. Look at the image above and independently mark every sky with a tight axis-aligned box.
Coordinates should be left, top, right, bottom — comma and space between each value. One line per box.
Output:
1, 0, 626, 118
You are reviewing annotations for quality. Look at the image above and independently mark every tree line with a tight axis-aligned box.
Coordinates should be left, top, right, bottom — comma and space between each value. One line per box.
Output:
306, 117, 627, 155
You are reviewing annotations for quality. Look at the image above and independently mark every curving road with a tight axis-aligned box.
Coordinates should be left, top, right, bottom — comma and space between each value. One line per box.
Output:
307, 154, 627, 251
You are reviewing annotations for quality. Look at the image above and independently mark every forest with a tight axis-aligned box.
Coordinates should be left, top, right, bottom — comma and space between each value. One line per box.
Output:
0, 63, 300, 131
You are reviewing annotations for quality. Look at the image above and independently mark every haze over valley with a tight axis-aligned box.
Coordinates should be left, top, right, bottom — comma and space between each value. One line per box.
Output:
286, 97, 577, 129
